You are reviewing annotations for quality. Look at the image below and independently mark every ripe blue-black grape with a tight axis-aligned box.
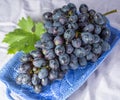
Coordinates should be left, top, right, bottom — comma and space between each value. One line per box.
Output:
72, 38, 81, 48
49, 59, 59, 70
92, 43, 102, 54
33, 58, 46, 68
79, 57, 87, 66
38, 68, 48, 79
83, 24, 94, 32
79, 4, 88, 13
41, 32, 53, 43
55, 45, 65, 56
59, 54, 70, 65
64, 29, 75, 42
30, 50, 43, 58
66, 44, 74, 54
32, 74, 41, 85
69, 15, 78, 23
18, 63, 31, 73
49, 70, 58, 81
44, 49, 56, 60
74, 47, 86, 58
41, 78, 49, 86
81, 32, 94, 44
54, 36, 64, 45
94, 25, 102, 34
21, 54, 32, 62
101, 28, 111, 41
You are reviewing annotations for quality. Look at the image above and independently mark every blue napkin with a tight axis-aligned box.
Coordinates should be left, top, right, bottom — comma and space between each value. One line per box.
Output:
0, 24, 120, 100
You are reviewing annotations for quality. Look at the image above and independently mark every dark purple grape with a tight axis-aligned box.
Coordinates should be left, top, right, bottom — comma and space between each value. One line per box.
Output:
30, 50, 43, 58
94, 25, 102, 34
21, 54, 32, 62
66, 44, 74, 54
21, 74, 31, 84
74, 47, 86, 58
92, 43, 102, 54
33, 58, 46, 68
54, 36, 64, 45
91, 53, 98, 62
93, 34, 100, 43
89, 9, 96, 17
44, 20, 53, 30
49, 59, 59, 70
34, 85, 42, 93
59, 16, 67, 24
69, 15, 78, 23
101, 41, 110, 51
53, 21, 62, 27
55, 45, 65, 56
67, 22, 78, 30
61, 5, 70, 13
48, 70, 58, 81
69, 54, 79, 70
18, 63, 31, 73
59, 54, 70, 65
41, 78, 49, 86
94, 13, 106, 25
83, 24, 94, 32
41, 32, 53, 43
84, 45, 92, 55
79, 4, 88, 13
100, 28, 111, 41
45, 49, 56, 60
34, 40, 42, 49
78, 13, 89, 23
72, 38, 81, 48
81, 32, 94, 44
64, 29, 75, 42
32, 74, 41, 85
41, 41, 54, 50
52, 10, 63, 21
38, 68, 48, 79
86, 52, 94, 61
67, 3, 77, 14
60, 65, 69, 71
43, 12, 53, 21
79, 57, 87, 66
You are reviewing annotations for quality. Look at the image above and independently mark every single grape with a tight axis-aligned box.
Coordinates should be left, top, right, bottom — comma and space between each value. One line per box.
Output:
41, 32, 53, 43
55, 45, 65, 56
59, 16, 67, 24
93, 34, 101, 43
53, 21, 62, 27
38, 68, 48, 79
69, 54, 79, 70
61, 5, 70, 13
83, 24, 94, 32
49, 70, 58, 81
49, 59, 59, 70
21, 74, 31, 84
43, 12, 53, 21
21, 54, 33, 62
58, 71, 65, 79
84, 45, 92, 55
81, 32, 94, 44
34, 85, 42, 93
59, 54, 70, 65
67, 3, 77, 14
64, 29, 75, 42
89, 9, 96, 17
100, 28, 111, 41
94, 25, 102, 34
45, 49, 56, 60
79, 4, 88, 13
41, 41, 54, 50
33, 58, 46, 68
54, 36, 64, 45
86, 52, 94, 61
66, 44, 74, 54
16, 74, 24, 84
92, 43, 102, 54
52, 10, 63, 21
67, 22, 78, 30
91, 53, 98, 62
72, 38, 81, 48
18, 63, 31, 73
79, 57, 87, 66
32, 74, 41, 85
94, 13, 106, 25
69, 15, 78, 23
101, 41, 110, 51
44, 20, 53, 30
41, 78, 49, 86
34, 40, 42, 49
30, 50, 43, 58
74, 47, 86, 58
60, 65, 69, 71
78, 13, 89, 22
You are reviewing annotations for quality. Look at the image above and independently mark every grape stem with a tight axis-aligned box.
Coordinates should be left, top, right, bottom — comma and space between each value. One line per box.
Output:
103, 9, 117, 16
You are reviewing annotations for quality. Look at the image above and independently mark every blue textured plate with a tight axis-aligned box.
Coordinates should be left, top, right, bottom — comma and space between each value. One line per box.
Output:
0, 23, 120, 100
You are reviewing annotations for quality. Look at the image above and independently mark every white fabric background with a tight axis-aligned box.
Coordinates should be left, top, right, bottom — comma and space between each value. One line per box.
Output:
0, 0, 120, 100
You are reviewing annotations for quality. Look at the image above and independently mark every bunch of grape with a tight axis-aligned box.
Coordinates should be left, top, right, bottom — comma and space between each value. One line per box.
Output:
16, 3, 111, 93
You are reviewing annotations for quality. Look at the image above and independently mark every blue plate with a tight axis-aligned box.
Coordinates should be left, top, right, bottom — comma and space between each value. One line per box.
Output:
0, 23, 120, 100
